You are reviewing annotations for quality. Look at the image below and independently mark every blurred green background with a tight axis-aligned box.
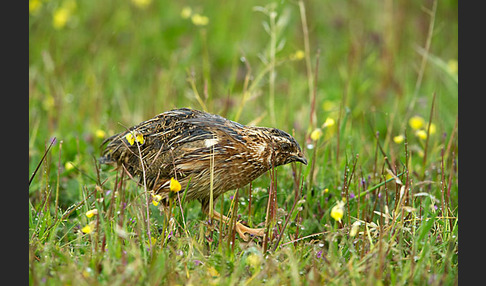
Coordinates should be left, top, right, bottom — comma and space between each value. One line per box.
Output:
29, 0, 457, 132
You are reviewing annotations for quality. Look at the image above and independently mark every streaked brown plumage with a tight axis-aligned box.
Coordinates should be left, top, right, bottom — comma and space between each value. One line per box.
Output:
100, 108, 307, 240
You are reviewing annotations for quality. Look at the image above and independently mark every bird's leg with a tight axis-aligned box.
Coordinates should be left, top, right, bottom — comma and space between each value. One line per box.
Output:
208, 209, 265, 241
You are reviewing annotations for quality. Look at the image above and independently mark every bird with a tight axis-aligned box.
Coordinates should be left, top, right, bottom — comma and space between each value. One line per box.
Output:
100, 108, 307, 240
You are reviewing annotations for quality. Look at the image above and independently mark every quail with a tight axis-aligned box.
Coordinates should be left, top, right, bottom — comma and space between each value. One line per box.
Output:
100, 108, 307, 240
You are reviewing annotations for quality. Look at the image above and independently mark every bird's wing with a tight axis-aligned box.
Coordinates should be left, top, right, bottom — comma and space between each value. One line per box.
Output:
99, 108, 245, 187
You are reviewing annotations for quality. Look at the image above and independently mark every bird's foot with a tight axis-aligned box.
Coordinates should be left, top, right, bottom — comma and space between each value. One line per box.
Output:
235, 222, 265, 241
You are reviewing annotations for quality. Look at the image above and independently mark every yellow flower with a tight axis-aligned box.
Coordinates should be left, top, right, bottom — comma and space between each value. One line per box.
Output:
393, 134, 405, 144
125, 131, 144, 146
152, 194, 162, 206
295, 50, 305, 60
323, 188, 329, 193
447, 59, 458, 75
95, 129, 106, 139
29, 0, 42, 14
125, 133, 135, 145
310, 128, 322, 141
191, 14, 209, 26
323, 117, 335, 128
52, 0, 76, 29
181, 6, 192, 19
330, 200, 345, 223
85, 209, 98, 218
65, 161, 75, 171
409, 116, 425, 130
131, 0, 152, 9
135, 133, 144, 145
53, 7, 70, 29
170, 177, 182, 192
290, 50, 305, 60
81, 225, 92, 234
415, 129, 427, 140
81, 222, 96, 234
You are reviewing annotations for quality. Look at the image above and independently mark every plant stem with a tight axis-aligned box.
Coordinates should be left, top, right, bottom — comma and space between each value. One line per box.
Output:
269, 10, 277, 126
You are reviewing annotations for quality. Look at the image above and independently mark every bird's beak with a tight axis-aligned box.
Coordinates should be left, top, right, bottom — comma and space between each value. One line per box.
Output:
292, 154, 308, 165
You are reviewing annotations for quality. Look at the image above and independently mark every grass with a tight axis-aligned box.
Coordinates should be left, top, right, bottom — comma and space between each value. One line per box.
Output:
29, 0, 458, 284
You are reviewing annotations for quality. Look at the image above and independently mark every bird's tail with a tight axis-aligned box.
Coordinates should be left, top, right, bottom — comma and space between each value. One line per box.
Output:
98, 133, 120, 165
98, 154, 116, 165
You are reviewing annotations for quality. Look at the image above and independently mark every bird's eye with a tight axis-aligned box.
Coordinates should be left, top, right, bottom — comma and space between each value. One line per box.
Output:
281, 143, 291, 152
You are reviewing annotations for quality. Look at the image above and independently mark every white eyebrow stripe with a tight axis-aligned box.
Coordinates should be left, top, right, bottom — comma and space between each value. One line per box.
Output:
204, 138, 219, 148
256, 144, 266, 156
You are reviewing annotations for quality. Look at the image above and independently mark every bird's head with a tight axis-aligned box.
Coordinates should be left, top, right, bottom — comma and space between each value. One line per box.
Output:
267, 128, 307, 167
